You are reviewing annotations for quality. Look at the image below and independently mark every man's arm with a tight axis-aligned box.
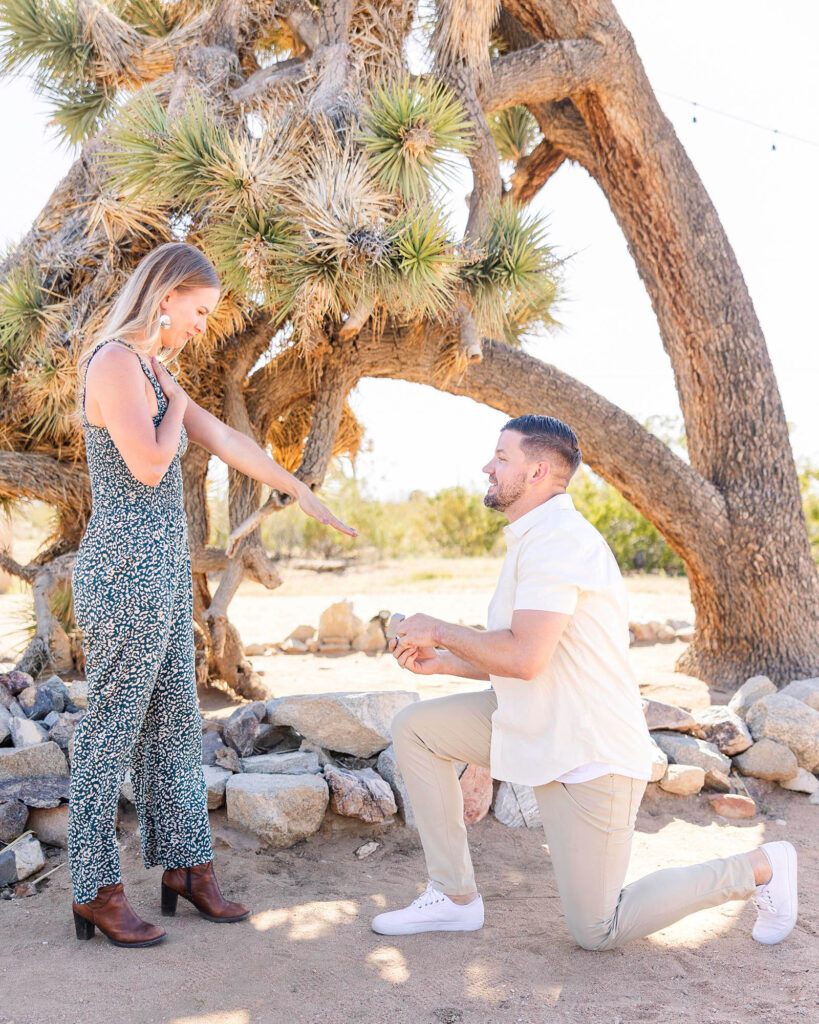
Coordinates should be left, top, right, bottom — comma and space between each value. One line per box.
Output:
396, 610, 571, 681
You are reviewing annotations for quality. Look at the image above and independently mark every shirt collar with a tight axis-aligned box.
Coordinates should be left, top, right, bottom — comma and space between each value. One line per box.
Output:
503, 492, 575, 541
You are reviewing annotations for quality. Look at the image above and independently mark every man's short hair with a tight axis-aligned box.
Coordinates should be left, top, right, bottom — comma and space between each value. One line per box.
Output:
502, 415, 582, 478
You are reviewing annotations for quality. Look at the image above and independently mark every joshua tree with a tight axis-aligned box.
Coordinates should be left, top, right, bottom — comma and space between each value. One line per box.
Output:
0, 0, 816, 693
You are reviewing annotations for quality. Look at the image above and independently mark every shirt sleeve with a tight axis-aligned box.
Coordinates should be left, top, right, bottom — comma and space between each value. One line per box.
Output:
513, 534, 582, 615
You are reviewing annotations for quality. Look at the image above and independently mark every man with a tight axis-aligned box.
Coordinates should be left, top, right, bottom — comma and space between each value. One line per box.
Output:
372, 415, 797, 949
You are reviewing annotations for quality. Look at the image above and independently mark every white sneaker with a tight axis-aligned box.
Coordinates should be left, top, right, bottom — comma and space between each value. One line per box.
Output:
371, 882, 484, 936
752, 840, 798, 944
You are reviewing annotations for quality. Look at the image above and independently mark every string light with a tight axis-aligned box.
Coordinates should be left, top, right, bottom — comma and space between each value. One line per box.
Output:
658, 91, 819, 152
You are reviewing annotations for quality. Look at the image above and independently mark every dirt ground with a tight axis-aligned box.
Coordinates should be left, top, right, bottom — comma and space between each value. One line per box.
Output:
0, 562, 816, 1024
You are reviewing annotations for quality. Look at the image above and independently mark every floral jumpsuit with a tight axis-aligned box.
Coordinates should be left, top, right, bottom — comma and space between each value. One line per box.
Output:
68, 338, 213, 904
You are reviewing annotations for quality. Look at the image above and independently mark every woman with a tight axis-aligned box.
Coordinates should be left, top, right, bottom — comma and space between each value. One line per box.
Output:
68, 242, 356, 948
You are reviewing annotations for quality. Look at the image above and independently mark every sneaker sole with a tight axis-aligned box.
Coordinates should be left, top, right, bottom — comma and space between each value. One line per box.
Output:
371, 920, 484, 936
753, 841, 798, 945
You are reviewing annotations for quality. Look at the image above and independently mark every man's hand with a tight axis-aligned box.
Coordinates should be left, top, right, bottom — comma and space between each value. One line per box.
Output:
394, 613, 442, 649
389, 639, 446, 675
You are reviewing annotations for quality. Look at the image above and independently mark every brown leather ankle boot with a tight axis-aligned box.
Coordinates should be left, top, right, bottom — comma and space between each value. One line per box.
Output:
73, 882, 167, 947
161, 861, 250, 923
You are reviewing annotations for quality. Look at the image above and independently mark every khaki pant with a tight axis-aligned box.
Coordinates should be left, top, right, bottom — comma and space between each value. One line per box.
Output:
392, 689, 756, 951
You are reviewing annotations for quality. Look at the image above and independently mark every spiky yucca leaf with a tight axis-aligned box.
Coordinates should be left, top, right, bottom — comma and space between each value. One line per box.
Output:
462, 202, 558, 344
115, 0, 198, 37
382, 205, 460, 320
17, 342, 78, 445
45, 78, 116, 143
0, 265, 65, 377
359, 74, 474, 201
489, 106, 541, 163
0, 0, 90, 85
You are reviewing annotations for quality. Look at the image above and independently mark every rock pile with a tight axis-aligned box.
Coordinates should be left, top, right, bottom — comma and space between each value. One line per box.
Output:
2, 667, 817, 889
245, 601, 391, 658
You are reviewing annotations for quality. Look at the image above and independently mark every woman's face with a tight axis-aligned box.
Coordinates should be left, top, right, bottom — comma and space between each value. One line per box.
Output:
158, 286, 220, 353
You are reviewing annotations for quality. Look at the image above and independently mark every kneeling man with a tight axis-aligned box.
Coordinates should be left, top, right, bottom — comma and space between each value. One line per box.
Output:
372, 415, 796, 950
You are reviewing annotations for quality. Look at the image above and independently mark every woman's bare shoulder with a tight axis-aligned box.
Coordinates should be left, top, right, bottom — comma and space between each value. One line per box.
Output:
86, 342, 142, 381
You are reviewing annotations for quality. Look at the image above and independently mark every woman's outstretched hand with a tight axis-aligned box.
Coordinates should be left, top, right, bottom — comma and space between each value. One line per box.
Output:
151, 356, 188, 412
297, 485, 358, 538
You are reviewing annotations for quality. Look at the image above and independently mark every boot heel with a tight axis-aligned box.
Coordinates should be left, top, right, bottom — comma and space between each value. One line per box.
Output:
161, 883, 178, 917
73, 910, 95, 940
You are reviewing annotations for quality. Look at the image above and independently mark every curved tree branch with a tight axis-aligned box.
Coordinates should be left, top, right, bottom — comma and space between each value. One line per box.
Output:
483, 38, 605, 113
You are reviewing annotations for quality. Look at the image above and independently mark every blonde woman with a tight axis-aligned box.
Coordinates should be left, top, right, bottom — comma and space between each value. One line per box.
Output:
68, 242, 356, 947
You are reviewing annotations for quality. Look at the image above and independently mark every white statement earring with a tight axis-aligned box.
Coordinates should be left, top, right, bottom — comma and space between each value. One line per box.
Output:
159, 313, 171, 330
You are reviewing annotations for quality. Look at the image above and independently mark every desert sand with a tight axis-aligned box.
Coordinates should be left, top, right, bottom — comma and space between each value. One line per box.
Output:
0, 562, 815, 1024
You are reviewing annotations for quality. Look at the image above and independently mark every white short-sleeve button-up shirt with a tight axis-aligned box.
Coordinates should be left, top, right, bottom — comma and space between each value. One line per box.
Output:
486, 492, 654, 787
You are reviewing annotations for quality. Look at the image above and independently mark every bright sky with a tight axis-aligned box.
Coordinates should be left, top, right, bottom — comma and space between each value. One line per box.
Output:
1, 1, 817, 500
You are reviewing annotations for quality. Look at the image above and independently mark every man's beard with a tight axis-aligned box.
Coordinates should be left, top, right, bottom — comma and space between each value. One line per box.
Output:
483, 472, 527, 512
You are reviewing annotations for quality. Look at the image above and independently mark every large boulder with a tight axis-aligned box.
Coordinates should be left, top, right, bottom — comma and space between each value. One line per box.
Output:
352, 620, 388, 654
318, 601, 363, 647
324, 764, 397, 823
225, 773, 329, 847
728, 676, 776, 719
0, 671, 34, 696
240, 751, 321, 775
202, 766, 232, 810
267, 690, 420, 758
0, 741, 69, 780
0, 776, 70, 807
493, 782, 541, 828
222, 702, 267, 757
779, 678, 819, 712
779, 768, 818, 795
642, 699, 698, 733
375, 744, 416, 827
692, 706, 753, 756
27, 804, 69, 848
746, 694, 819, 772
659, 765, 705, 796
17, 685, 57, 721
0, 833, 45, 885
651, 731, 731, 775
733, 739, 799, 782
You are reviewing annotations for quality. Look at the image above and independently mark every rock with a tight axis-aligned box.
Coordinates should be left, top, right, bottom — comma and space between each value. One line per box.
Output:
630, 621, 663, 643
651, 731, 731, 775
704, 769, 733, 793
222, 702, 267, 757
674, 626, 695, 642
9, 717, 49, 748
728, 676, 776, 719
0, 834, 45, 885
17, 685, 56, 721
318, 640, 351, 654
13, 882, 38, 898
649, 739, 669, 782
318, 601, 363, 644
0, 776, 70, 807
746, 694, 819, 772
120, 771, 134, 804
352, 620, 387, 654
288, 625, 316, 643
225, 773, 329, 847
375, 744, 415, 827
27, 804, 68, 848
240, 751, 321, 775
0, 705, 11, 745
658, 765, 705, 796
254, 723, 302, 753
68, 681, 88, 710
665, 618, 693, 631
355, 840, 380, 859
693, 706, 753, 756
779, 768, 819, 795
42, 711, 60, 729
733, 739, 799, 782
459, 765, 493, 825
49, 711, 84, 755
324, 764, 397, 823
244, 642, 269, 656
0, 800, 29, 844
642, 699, 698, 733
708, 794, 756, 819
281, 637, 309, 655
809, 791, 819, 806
40, 675, 70, 712
202, 766, 232, 809
214, 747, 242, 773
779, 678, 819, 712
0, 685, 25, 716
201, 731, 228, 765
0, 741, 68, 780
493, 782, 541, 828
267, 690, 420, 758
0, 671, 34, 696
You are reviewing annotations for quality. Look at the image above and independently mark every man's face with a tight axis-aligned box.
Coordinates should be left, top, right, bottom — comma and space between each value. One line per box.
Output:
482, 430, 531, 513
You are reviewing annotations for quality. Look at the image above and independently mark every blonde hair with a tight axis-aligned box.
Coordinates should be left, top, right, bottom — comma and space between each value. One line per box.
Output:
76, 242, 219, 400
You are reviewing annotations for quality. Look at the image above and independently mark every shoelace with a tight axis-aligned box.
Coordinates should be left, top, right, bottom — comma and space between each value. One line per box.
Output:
411, 884, 446, 910
753, 886, 776, 914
